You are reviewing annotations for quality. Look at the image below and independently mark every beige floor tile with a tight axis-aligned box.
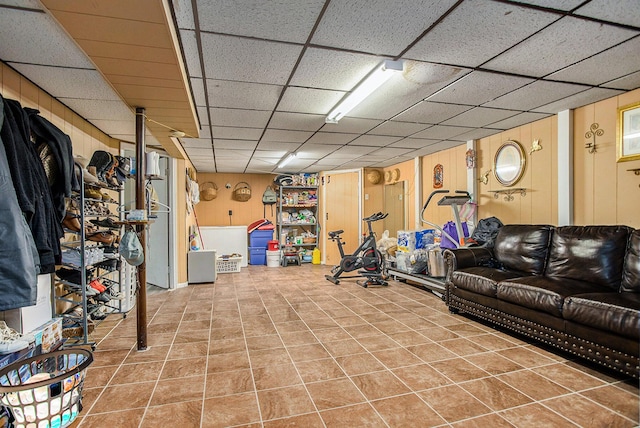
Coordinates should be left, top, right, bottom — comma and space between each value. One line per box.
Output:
372, 393, 447, 427
287, 343, 331, 362
320, 403, 388, 427
89, 381, 155, 413
202, 392, 261, 426
257, 385, 316, 420
335, 352, 386, 376
499, 403, 576, 427
460, 377, 532, 411
351, 370, 411, 400
372, 347, 424, 369
430, 357, 491, 382
80, 408, 145, 428
262, 412, 325, 427
580, 384, 640, 422
160, 356, 207, 379
532, 362, 606, 391
150, 375, 205, 406
296, 358, 346, 382
110, 361, 163, 385
497, 369, 570, 400
418, 385, 492, 423
464, 352, 525, 375
253, 362, 303, 390
391, 363, 451, 391
141, 400, 202, 427
543, 393, 634, 427
205, 368, 254, 398
306, 378, 367, 410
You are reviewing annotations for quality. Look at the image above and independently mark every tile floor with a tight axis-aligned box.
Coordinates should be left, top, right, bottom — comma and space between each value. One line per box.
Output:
72, 265, 639, 427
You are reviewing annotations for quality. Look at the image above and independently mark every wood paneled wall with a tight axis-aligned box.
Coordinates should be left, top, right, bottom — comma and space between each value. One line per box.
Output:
194, 173, 279, 226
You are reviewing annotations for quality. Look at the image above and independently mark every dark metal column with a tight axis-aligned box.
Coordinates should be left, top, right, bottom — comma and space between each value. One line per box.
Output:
135, 107, 148, 351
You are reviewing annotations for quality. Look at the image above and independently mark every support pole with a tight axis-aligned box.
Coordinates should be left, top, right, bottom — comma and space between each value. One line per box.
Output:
135, 107, 148, 351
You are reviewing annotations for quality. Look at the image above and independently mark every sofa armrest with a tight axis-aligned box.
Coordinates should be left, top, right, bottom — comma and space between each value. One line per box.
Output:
443, 247, 495, 281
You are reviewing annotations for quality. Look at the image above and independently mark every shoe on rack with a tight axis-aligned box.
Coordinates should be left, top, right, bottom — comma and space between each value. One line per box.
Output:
93, 293, 111, 303
89, 279, 107, 293
95, 258, 120, 271
105, 289, 124, 300
87, 231, 116, 245
84, 188, 103, 200
62, 211, 81, 232
89, 217, 120, 230
0, 321, 32, 354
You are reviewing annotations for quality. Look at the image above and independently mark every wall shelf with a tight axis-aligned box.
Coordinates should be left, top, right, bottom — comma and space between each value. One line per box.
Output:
489, 188, 526, 202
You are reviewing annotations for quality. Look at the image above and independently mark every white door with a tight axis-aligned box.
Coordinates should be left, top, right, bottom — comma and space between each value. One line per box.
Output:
147, 156, 170, 289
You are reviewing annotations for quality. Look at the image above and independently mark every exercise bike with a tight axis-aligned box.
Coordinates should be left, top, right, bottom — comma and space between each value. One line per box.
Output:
325, 212, 388, 288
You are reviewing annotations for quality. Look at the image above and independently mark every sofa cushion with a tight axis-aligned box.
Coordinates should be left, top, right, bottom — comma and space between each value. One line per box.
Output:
493, 225, 553, 275
452, 267, 524, 297
563, 292, 640, 340
546, 225, 631, 290
621, 229, 640, 293
497, 276, 603, 317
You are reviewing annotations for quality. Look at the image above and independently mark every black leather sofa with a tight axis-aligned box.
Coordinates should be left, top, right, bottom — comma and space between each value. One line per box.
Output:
443, 224, 639, 378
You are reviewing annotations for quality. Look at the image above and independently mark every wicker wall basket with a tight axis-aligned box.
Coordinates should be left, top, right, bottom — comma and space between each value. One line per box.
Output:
200, 182, 218, 201
233, 182, 252, 201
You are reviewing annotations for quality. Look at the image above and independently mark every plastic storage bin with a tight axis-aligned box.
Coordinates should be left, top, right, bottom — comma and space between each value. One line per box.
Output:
249, 247, 266, 265
249, 229, 274, 248
216, 256, 242, 273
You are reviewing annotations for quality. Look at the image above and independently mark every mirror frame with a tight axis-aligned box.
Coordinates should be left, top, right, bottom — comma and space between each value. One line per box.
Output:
493, 140, 526, 187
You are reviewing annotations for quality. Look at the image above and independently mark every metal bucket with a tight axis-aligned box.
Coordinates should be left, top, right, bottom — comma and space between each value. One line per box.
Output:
428, 248, 446, 277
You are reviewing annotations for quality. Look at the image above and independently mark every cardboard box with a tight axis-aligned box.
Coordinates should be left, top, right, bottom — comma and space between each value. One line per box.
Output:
3, 274, 53, 334
32, 318, 63, 354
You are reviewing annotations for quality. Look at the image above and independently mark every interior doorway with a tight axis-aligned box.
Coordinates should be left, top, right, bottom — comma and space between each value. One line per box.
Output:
384, 180, 406, 236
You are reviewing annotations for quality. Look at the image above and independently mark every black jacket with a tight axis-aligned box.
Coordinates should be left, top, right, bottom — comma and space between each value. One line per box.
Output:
25, 107, 78, 221
0, 95, 62, 273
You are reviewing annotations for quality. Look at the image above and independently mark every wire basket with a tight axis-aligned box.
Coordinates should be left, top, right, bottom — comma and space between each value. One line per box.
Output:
0, 349, 93, 428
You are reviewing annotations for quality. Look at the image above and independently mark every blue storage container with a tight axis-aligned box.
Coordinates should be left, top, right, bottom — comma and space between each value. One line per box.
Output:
249, 229, 274, 248
249, 246, 267, 265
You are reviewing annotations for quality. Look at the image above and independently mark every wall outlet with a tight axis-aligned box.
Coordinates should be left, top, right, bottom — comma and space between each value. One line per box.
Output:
228, 210, 233, 216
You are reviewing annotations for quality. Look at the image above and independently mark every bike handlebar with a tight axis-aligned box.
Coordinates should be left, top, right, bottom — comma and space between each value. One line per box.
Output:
363, 212, 388, 222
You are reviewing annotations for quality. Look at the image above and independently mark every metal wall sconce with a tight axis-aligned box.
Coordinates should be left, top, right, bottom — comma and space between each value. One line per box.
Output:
585, 123, 604, 153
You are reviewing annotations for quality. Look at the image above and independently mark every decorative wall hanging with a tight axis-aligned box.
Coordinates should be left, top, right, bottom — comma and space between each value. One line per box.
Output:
494, 140, 526, 187
585, 123, 604, 154
391, 168, 400, 182
617, 102, 640, 162
529, 139, 542, 155
366, 169, 382, 184
465, 149, 476, 169
433, 164, 443, 188
200, 182, 217, 201
478, 170, 491, 185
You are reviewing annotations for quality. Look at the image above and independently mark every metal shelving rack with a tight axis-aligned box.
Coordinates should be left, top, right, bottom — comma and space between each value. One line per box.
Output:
277, 185, 319, 259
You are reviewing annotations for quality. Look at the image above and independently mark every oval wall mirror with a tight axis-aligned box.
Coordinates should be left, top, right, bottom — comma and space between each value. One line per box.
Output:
494, 140, 526, 187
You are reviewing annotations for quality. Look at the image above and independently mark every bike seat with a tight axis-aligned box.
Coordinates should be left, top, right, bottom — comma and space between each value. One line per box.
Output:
328, 230, 344, 238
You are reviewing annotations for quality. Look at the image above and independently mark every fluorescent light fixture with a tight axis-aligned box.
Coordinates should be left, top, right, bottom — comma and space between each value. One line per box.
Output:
278, 153, 296, 169
326, 60, 403, 124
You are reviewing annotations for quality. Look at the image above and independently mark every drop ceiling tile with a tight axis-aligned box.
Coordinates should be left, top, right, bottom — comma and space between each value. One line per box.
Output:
181, 138, 212, 148
253, 149, 288, 159
483, 80, 588, 111
213, 149, 252, 159
197, 127, 211, 138
508, 0, 584, 10
349, 62, 472, 120
322, 117, 382, 134
305, 132, 357, 145
212, 140, 258, 150
207, 80, 282, 110
603, 71, 640, 91
209, 107, 271, 128
269, 112, 326, 132
427, 71, 533, 105
87, 119, 135, 136
0, 8, 94, 68
197, 107, 209, 125
531, 87, 625, 113
185, 147, 214, 157
394, 101, 472, 124
412, 125, 473, 140
312, 0, 458, 55
483, 16, 639, 77
201, 33, 302, 85
262, 129, 313, 143
330, 145, 378, 156
0, 0, 43, 8
278, 87, 345, 115
575, 0, 640, 27
441, 107, 519, 127
173, 0, 195, 30
348, 135, 401, 147
180, 30, 201, 78
547, 36, 640, 87
296, 144, 339, 158
256, 141, 300, 152
388, 138, 440, 149
370, 147, 414, 158
488, 112, 552, 130
313, 158, 344, 167
290, 48, 384, 91
10, 64, 121, 100
217, 164, 249, 173
58, 98, 134, 121
406, 0, 558, 67
453, 128, 502, 141
211, 126, 263, 140
367, 121, 429, 137
190, 78, 206, 107
196, 0, 323, 43
411, 140, 465, 156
